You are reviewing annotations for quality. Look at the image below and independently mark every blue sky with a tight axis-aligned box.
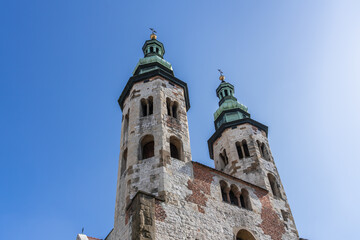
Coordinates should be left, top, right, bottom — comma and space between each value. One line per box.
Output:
1, 0, 359, 239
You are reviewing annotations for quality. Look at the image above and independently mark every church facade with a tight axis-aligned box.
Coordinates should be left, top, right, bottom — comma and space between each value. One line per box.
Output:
77, 33, 299, 240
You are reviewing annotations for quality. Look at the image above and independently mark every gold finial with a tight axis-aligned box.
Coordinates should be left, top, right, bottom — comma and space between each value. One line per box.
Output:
150, 28, 157, 40
218, 69, 225, 81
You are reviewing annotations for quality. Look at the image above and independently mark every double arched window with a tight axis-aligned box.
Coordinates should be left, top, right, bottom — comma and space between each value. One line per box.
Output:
166, 98, 179, 119
236, 140, 250, 159
140, 97, 153, 117
140, 135, 154, 160
219, 181, 252, 210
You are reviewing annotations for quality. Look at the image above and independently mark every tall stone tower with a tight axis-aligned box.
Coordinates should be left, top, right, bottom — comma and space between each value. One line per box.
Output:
207, 74, 299, 239
112, 32, 192, 240
78, 33, 301, 240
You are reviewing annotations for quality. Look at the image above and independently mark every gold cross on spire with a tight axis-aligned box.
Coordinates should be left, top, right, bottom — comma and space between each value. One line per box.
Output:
149, 28, 157, 39
218, 69, 225, 81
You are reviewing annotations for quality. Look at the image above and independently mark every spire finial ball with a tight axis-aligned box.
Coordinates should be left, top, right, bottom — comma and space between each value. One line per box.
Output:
150, 33, 157, 40
219, 75, 225, 81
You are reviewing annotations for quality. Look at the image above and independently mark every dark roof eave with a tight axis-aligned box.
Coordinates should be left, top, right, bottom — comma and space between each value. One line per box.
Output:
207, 118, 268, 159
118, 68, 190, 111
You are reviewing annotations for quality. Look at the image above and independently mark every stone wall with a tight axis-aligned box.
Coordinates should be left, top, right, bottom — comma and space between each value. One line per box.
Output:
155, 160, 299, 240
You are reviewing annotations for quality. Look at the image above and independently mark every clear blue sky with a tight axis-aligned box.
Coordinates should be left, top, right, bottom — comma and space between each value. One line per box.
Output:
1, 1, 359, 239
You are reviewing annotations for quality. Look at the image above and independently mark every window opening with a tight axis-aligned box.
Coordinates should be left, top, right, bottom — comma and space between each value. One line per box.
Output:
242, 140, 250, 157
141, 135, 154, 159
120, 149, 127, 175
229, 190, 238, 206
236, 142, 244, 159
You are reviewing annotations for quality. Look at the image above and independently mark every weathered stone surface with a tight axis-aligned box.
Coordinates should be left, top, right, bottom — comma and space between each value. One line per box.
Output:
106, 76, 299, 240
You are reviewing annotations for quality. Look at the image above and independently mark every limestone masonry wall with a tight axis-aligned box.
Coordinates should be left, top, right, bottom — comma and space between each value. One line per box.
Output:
108, 75, 299, 240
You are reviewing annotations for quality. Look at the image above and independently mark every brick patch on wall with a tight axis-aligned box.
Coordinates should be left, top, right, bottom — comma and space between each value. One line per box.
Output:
185, 163, 213, 213
255, 191, 285, 240
155, 200, 167, 222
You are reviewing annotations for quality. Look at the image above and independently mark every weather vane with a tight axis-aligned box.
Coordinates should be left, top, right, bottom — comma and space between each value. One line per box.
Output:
218, 69, 225, 81
149, 28, 157, 34
149, 28, 157, 39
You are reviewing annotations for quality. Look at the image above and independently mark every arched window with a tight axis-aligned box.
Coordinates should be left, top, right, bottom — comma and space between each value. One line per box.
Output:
141, 98, 147, 116
220, 181, 229, 202
236, 229, 256, 240
236, 142, 244, 159
166, 98, 171, 116
261, 143, 270, 161
123, 111, 129, 144
170, 136, 182, 160
140, 97, 153, 117
150, 46, 154, 52
229, 190, 238, 206
219, 149, 228, 170
120, 148, 127, 175
240, 189, 252, 210
230, 185, 240, 206
172, 102, 178, 119
268, 173, 281, 198
224, 89, 228, 96
141, 135, 154, 160
242, 140, 250, 157
166, 98, 179, 119
148, 97, 153, 115
156, 48, 159, 53
257, 140, 263, 157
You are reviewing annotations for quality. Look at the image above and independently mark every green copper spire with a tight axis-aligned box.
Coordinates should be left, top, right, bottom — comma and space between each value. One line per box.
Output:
213, 73, 250, 130
132, 31, 173, 76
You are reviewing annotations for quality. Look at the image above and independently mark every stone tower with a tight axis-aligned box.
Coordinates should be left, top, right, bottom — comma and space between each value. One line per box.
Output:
112, 32, 192, 240
208, 74, 299, 238
78, 33, 301, 240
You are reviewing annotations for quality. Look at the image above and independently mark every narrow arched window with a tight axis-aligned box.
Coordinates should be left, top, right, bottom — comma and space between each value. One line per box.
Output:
224, 89, 228, 96
220, 181, 228, 202
166, 98, 171, 116
141, 99, 147, 117
268, 173, 281, 198
120, 148, 127, 175
236, 142, 244, 159
172, 102, 178, 119
123, 112, 129, 144
148, 97, 153, 115
229, 190, 238, 206
222, 149, 229, 165
156, 48, 159, 53
170, 143, 179, 159
257, 140, 263, 157
170, 136, 182, 160
141, 135, 154, 159
236, 229, 256, 240
240, 189, 252, 210
150, 46, 154, 52
242, 140, 250, 157
261, 143, 270, 161
219, 153, 226, 170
